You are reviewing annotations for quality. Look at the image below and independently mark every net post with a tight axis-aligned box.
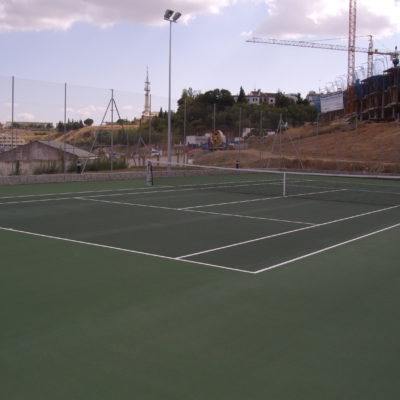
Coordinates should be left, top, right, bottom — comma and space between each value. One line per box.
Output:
283, 171, 286, 197
146, 160, 153, 186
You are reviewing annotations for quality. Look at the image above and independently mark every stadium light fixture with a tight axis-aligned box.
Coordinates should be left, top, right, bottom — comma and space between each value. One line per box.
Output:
172, 12, 182, 22
164, 9, 174, 20
163, 9, 182, 167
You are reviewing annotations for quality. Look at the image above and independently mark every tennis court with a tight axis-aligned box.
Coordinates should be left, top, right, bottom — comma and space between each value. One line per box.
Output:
1, 168, 400, 399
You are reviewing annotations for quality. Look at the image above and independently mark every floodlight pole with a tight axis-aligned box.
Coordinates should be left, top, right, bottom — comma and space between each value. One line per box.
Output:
183, 97, 187, 146
164, 10, 181, 168
63, 83, 67, 174
168, 20, 172, 167
111, 88, 114, 172
11, 76, 14, 149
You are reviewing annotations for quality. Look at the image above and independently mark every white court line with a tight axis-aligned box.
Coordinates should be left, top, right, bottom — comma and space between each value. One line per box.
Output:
83, 180, 282, 200
163, 178, 281, 189
288, 180, 400, 197
0, 177, 282, 203
0, 183, 254, 205
76, 197, 178, 211
177, 203, 400, 259
0, 188, 188, 205
254, 222, 400, 274
290, 177, 400, 190
0, 197, 77, 205
0, 226, 254, 275
0, 185, 174, 200
79, 197, 315, 225
184, 209, 315, 225
180, 188, 348, 210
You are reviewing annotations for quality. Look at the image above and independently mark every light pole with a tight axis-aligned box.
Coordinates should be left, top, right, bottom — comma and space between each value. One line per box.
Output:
164, 9, 182, 167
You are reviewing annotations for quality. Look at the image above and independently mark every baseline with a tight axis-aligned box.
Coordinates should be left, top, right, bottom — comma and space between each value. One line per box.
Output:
0, 225, 254, 275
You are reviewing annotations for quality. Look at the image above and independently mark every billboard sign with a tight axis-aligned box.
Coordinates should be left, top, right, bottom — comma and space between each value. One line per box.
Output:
320, 92, 344, 113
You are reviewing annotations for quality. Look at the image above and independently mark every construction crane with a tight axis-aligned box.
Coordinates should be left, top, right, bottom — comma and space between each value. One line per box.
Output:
347, 0, 357, 86
347, 0, 357, 114
246, 35, 396, 80
247, 0, 399, 115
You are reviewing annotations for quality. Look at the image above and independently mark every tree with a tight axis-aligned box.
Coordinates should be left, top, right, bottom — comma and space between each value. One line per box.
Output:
177, 87, 198, 107
56, 119, 84, 132
197, 89, 235, 108
275, 91, 294, 108
56, 121, 64, 132
295, 93, 310, 105
84, 118, 94, 126
237, 86, 246, 103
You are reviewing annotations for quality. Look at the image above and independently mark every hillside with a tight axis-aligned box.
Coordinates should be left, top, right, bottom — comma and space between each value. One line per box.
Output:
195, 120, 400, 173
3, 119, 400, 173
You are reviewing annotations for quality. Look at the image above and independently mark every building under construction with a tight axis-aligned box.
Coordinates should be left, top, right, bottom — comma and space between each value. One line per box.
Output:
320, 62, 400, 122
350, 64, 400, 121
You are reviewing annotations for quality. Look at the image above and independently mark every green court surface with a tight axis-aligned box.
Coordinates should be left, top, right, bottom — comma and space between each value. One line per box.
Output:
1, 173, 400, 399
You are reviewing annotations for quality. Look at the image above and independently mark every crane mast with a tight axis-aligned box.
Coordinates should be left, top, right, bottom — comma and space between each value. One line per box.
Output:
347, 0, 357, 88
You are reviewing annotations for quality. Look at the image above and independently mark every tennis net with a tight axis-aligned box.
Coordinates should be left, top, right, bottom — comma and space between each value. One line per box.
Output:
151, 162, 400, 207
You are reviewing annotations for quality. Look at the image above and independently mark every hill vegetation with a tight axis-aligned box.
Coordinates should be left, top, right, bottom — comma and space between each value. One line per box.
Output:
3, 87, 399, 174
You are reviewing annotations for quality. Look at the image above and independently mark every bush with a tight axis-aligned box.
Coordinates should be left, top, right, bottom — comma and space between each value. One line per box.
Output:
34, 162, 62, 175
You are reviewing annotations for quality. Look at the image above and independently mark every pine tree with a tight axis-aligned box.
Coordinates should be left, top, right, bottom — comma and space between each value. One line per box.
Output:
237, 86, 246, 103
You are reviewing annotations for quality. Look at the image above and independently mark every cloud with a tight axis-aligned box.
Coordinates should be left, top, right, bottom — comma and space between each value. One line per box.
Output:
0, 0, 236, 31
240, 30, 253, 37
65, 105, 107, 119
16, 112, 35, 121
257, 0, 400, 38
1, 0, 399, 39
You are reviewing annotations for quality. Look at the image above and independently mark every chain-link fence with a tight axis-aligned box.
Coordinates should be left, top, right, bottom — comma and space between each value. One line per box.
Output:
1, 75, 399, 177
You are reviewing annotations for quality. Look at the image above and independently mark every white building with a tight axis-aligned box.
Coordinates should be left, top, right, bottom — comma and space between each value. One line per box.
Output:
0, 133, 25, 150
234, 90, 277, 106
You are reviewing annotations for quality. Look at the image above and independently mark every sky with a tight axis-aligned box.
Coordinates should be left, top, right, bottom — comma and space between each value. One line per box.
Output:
1, 0, 400, 124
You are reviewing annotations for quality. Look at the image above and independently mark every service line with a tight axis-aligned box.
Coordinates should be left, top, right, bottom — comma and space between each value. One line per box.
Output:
253, 222, 400, 274
177, 203, 400, 259
0, 226, 254, 275
179, 188, 348, 209
78, 197, 315, 225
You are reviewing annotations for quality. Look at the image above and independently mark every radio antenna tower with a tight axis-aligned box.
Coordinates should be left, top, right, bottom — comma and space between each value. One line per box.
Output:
143, 66, 151, 119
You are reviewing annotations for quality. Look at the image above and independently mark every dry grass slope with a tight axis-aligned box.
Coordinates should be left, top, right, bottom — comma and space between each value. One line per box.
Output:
196, 120, 400, 173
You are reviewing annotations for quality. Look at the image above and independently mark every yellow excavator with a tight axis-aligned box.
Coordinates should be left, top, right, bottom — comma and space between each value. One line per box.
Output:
210, 130, 226, 150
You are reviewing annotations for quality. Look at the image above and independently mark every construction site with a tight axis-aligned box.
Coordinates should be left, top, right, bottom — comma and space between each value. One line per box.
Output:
248, 0, 400, 122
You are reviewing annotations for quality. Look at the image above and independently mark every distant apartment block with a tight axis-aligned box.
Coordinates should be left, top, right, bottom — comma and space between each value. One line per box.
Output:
4, 121, 53, 130
0, 133, 25, 150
